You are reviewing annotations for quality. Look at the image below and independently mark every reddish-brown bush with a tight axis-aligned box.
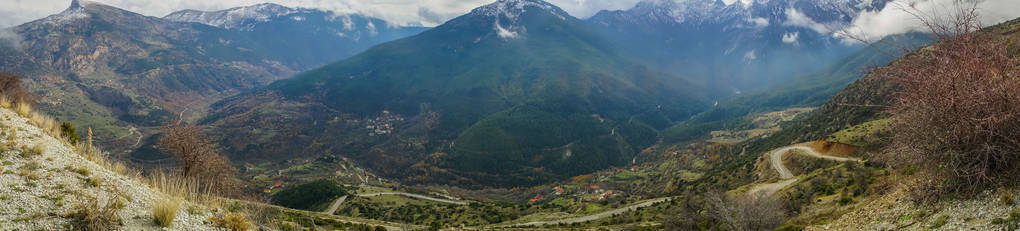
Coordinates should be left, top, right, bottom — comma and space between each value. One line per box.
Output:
159, 122, 238, 195
875, 5, 1020, 197
0, 73, 35, 105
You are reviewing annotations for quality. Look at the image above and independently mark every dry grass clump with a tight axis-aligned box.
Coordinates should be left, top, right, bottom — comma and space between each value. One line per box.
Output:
208, 212, 255, 231
0, 95, 11, 109
30, 142, 45, 156
14, 100, 31, 117
70, 141, 131, 177
67, 166, 91, 176
148, 171, 214, 205
69, 195, 126, 231
28, 112, 61, 138
1002, 189, 1016, 206
153, 197, 182, 227
85, 176, 103, 187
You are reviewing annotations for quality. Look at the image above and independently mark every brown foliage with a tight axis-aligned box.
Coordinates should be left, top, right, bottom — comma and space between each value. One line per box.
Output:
874, 4, 1020, 197
0, 73, 35, 105
706, 192, 787, 231
807, 140, 857, 157
159, 122, 238, 195
208, 213, 254, 231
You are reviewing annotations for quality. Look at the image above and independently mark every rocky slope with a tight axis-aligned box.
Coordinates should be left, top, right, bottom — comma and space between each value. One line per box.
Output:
0, 106, 218, 230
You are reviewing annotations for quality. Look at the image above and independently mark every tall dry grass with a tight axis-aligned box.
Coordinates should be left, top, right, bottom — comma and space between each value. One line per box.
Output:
148, 171, 217, 205
14, 100, 31, 117
0, 95, 11, 109
153, 197, 182, 227
69, 194, 126, 231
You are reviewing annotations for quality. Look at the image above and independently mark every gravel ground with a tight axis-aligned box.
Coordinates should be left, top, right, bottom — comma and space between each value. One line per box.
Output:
808, 186, 1019, 231
0, 108, 222, 230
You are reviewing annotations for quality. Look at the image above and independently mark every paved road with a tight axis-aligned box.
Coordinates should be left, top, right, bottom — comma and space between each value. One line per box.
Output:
493, 197, 674, 228
750, 145, 861, 195
323, 195, 348, 214
231, 198, 420, 231
360, 192, 470, 205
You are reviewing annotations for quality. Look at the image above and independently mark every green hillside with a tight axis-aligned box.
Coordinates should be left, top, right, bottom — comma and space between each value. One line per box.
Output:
206, 0, 708, 187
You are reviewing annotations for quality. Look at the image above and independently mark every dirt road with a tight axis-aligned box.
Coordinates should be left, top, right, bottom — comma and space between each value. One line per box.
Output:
360, 192, 469, 205
750, 145, 861, 195
323, 195, 348, 214
493, 197, 674, 228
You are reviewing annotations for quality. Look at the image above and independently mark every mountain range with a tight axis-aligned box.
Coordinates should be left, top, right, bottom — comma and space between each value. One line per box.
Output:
0, 0, 426, 155
203, 0, 710, 187
2, 0, 906, 187
163, 3, 429, 70
587, 0, 886, 96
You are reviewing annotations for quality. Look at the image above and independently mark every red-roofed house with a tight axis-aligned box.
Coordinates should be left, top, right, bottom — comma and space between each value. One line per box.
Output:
529, 195, 543, 203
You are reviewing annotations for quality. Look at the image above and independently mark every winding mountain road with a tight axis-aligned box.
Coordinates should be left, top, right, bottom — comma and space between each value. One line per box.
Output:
359, 192, 469, 205
493, 197, 674, 228
749, 145, 861, 195
323, 195, 348, 214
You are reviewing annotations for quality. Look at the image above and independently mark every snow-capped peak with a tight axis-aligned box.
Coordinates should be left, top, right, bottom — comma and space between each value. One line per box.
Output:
471, 0, 566, 22
470, 0, 566, 40
164, 3, 299, 30
623, 0, 746, 25
39, 0, 91, 25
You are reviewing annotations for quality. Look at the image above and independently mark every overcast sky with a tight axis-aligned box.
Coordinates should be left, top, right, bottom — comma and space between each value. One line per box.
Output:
0, 0, 644, 28
3, 0, 1019, 42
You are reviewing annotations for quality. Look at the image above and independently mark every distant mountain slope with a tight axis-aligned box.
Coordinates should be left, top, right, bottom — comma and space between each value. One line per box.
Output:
663, 33, 931, 143
0, 1, 297, 153
164, 3, 429, 70
204, 0, 710, 187
587, 0, 885, 96
0, 1, 424, 157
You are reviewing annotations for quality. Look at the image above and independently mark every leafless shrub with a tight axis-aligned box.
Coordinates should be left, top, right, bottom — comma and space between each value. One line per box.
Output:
158, 122, 238, 195
866, 3, 1020, 199
706, 191, 787, 231
0, 73, 34, 105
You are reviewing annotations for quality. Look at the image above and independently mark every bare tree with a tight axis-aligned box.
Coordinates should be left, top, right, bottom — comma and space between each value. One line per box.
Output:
840, 1, 1020, 198
707, 191, 787, 231
0, 73, 35, 104
159, 122, 238, 194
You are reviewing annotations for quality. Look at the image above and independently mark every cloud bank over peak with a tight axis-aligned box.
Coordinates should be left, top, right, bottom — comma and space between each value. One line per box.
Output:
837, 0, 1020, 43
0, 0, 648, 28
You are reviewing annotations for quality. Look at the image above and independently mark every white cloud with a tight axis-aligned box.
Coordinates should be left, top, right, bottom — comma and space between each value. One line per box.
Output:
748, 17, 769, 28
0, 28, 23, 48
782, 32, 799, 44
495, 22, 518, 39
783, 8, 830, 34
0, 0, 645, 28
840, 0, 1020, 43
